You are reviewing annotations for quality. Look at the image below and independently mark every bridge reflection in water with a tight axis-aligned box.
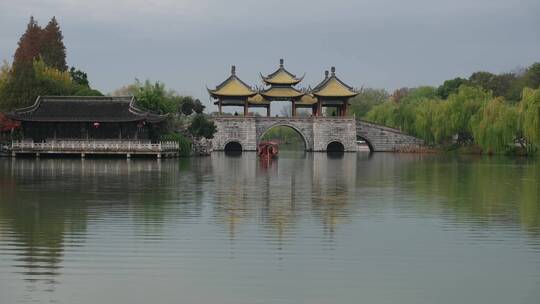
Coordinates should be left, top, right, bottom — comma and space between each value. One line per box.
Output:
211, 152, 357, 239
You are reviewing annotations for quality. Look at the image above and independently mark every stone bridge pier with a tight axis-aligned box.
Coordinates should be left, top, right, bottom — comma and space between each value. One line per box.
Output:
212, 117, 424, 152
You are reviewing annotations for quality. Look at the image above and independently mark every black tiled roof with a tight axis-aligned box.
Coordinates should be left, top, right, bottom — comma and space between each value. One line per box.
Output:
7, 96, 167, 123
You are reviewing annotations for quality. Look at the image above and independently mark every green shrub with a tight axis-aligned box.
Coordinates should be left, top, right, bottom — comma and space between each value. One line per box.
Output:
188, 114, 216, 139
162, 132, 192, 157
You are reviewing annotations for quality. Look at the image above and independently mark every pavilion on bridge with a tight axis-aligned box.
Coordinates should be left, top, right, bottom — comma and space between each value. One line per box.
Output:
208, 59, 359, 117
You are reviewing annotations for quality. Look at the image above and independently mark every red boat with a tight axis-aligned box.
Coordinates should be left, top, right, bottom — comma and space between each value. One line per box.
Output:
257, 141, 279, 159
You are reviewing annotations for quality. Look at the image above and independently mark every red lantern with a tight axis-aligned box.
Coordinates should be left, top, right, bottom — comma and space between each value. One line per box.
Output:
93, 122, 100, 128
0, 113, 20, 132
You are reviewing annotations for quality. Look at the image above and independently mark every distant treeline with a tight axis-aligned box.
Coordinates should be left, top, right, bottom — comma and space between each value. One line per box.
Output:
349, 63, 540, 154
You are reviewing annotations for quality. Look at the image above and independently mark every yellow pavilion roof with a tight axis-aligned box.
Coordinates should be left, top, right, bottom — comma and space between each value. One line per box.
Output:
247, 94, 270, 105
296, 94, 318, 105
260, 86, 305, 99
208, 66, 256, 98
261, 59, 304, 85
312, 67, 359, 98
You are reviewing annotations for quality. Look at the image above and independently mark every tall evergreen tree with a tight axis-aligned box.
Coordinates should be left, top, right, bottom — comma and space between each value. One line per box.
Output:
40, 17, 67, 71
1, 17, 42, 110
12, 16, 42, 69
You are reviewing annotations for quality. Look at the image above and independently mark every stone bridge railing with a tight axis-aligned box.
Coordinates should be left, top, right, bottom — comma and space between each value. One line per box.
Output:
356, 120, 424, 152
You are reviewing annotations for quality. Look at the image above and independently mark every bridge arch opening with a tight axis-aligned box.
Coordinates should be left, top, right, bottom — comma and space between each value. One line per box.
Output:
326, 141, 345, 153
260, 125, 308, 151
224, 141, 243, 152
356, 135, 374, 152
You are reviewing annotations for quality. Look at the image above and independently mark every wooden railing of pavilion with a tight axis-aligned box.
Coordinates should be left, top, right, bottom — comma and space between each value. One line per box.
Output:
9, 140, 179, 158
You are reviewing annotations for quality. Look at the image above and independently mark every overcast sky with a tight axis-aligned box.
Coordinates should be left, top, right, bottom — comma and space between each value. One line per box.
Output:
1, 0, 539, 110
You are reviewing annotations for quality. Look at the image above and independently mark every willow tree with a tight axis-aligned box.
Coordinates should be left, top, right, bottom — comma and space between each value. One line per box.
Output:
412, 99, 440, 144
396, 86, 438, 134
431, 101, 453, 144
442, 86, 491, 144
364, 102, 400, 128
519, 88, 540, 152
348, 88, 389, 118
471, 97, 519, 154
366, 86, 438, 134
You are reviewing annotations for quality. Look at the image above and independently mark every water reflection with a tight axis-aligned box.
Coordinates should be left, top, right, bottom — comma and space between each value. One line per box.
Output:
0, 154, 539, 303
209, 152, 358, 240
0, 159, 184, 291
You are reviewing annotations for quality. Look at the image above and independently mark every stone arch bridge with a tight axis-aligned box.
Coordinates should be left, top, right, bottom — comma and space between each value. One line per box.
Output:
212, 117, 423, 152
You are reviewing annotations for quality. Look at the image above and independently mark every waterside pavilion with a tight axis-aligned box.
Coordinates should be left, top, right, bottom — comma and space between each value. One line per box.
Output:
6, 96, 179, 158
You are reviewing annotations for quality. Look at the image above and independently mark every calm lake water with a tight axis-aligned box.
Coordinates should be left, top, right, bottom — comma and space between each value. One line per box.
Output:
0, 152, 539, 304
